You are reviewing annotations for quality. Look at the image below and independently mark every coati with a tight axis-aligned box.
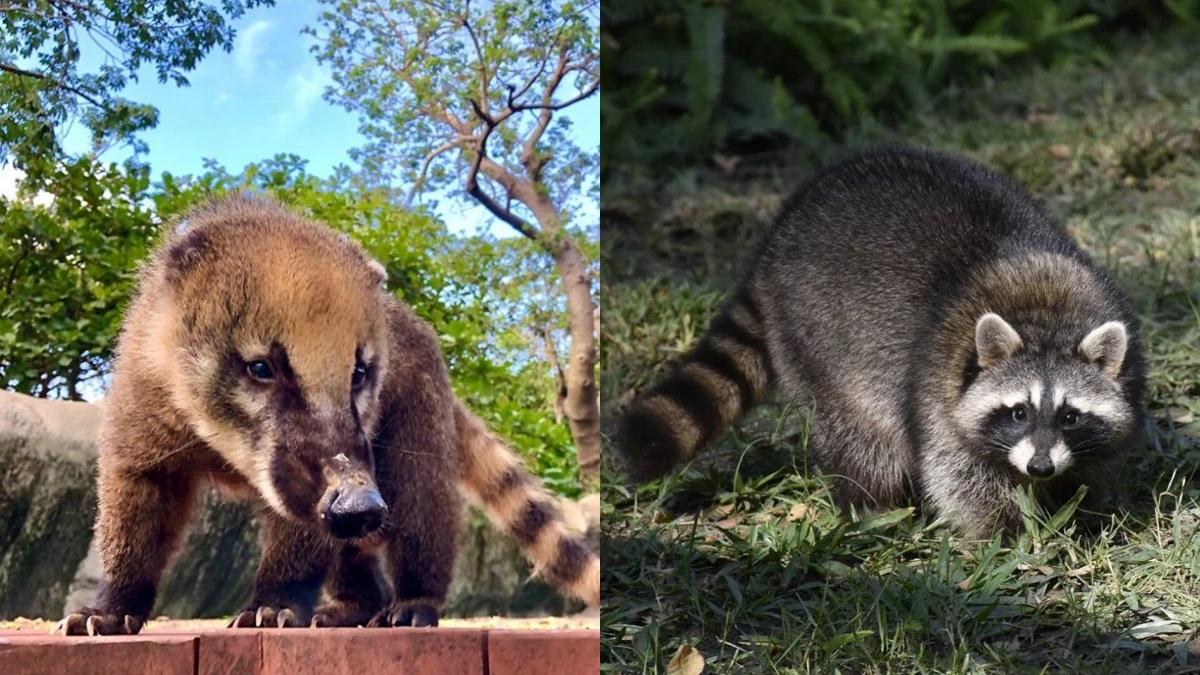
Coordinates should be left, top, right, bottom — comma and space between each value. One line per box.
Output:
54, 194, 599, 636
615, 146, 1146, 538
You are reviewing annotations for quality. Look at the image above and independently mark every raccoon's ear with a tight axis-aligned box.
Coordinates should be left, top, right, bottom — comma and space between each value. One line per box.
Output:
164, 226, 211, 287
1079, 321, 1127, 379
975, 313, 1022, 368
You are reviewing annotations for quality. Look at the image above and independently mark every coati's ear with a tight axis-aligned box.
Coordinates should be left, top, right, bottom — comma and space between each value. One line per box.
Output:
164, 226, 211, 287
975, 313, 1022, 368
1079, 321, 1127, 379
366, 258, 388, 286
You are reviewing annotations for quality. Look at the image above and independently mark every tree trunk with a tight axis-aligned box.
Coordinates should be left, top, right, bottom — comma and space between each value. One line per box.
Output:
528, 198, 600, 486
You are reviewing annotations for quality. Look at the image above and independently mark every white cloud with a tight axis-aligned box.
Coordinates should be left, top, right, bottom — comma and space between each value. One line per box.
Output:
216, 92, 233, 104
0, 164, 55, 207
274, 63, 330, 133
233, 20, 273, 76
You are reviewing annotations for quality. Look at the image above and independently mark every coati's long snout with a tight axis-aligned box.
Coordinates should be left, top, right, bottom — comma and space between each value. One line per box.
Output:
313, 450, 388, 539
317, 476, 388, 539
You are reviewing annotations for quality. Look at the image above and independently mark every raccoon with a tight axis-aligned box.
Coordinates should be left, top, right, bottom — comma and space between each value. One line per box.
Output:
615, 146, 1146, 538
55, 194, 599, 636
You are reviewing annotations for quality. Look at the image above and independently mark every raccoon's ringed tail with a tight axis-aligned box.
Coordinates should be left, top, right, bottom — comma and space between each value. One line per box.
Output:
616, 289, 774, 482
453, 401, 600, 607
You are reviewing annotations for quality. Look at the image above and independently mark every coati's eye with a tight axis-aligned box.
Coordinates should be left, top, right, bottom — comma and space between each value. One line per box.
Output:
351, 362, 368, 390
1010, 405, 1028, 422
247, 360, 275, 382
1061, 409, 1080, 429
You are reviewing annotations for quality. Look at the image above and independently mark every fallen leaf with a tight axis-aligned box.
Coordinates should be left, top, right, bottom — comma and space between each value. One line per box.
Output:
1129, 619, 1184, 640
715, 516, 744, 529
712, 153, 741, 175
667, 644, 705, 675
1066, 565, 1093, 578
1048, 143, 1072, 158
787, 504, 810, 522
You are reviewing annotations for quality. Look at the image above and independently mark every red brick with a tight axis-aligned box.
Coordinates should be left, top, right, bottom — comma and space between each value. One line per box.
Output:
195, 630, 263, 675
488, 629, 600, 675
261, 627, 485, 675
0, 634, 197, 675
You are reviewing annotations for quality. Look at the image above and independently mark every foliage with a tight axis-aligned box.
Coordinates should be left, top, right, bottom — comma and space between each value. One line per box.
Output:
0, 0, 274, 177
601, 0, 1200, 174
307, 0, 598, 227
0, 154, 580, 494
0, 158, 155, 399
600, 34, 1200, 671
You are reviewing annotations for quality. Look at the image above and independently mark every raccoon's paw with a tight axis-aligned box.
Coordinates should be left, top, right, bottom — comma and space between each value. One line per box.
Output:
53, 608, 144, 636
366, 601, 439, 628
227, 605, 308, 629
310, 602, 382, 628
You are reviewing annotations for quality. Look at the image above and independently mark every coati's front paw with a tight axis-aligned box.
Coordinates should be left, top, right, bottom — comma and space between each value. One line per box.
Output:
367, 601, 439, 628
310, 602, 382, 628
227, 605, 309, 628
54, 607, 144, 636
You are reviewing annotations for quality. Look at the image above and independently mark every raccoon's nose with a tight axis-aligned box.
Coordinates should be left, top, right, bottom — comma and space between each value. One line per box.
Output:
1026, 456, 1055, 479
323, 485, 388, 539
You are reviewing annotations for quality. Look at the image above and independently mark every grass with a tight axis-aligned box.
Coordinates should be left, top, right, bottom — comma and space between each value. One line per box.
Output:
600, 32, 1200, 674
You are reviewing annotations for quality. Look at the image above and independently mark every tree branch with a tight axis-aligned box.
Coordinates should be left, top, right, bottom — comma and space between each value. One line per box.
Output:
465, 98, 541, 242
461, 9, 489, 115
537, 324, 568, 424
406, 136, 474, 206
0, 62, 109, 110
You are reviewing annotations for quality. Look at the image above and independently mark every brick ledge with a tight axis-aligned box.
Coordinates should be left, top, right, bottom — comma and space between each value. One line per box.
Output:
0, 626, 599, 675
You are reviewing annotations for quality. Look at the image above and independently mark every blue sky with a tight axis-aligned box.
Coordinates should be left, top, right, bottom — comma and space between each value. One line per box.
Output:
58, 0, 599, 238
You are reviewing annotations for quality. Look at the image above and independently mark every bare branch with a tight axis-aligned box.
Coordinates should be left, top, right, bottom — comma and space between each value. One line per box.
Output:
406, 136, 474, 206
538, 324, 568, 424
461, 9, 489, 115
465, 98, 541, 241
519, 48, 598, 173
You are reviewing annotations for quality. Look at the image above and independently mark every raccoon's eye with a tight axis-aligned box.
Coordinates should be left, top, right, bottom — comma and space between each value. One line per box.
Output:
1061, 409, 1080, 429
1010, 405, 1028, 422
351, 362, 368, 390
247, 360, 275, 382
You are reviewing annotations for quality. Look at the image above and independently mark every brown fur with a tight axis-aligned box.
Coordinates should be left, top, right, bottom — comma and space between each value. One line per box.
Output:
56, 193, 599, 636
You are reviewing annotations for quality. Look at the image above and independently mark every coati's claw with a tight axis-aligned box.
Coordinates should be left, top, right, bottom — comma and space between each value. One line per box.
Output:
310, 603, 380, 628
227, 606, 306, 628
366, 603, 439, 628
275, 608, 296, 628
53, 610, 142, 636
226, 611, 255, 628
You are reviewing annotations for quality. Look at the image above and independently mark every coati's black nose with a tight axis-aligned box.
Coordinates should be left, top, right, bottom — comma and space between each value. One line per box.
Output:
323, 485, 388, 538
1026, 456, 1055, 478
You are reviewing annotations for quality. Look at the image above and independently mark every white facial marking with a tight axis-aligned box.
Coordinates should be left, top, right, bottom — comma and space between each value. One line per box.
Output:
1008, 438, 1036, 475
1052, 386, 1064, 410
1063, 393, 1126, 424
257, 463, 289, 513
1049, 441, 1073, 474
1029, 382, 1043, 410
1000, 390, 1027, 409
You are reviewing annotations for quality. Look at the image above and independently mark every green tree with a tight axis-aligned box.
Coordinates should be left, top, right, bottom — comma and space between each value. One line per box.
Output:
308, 0, 601, 485
1, 0, 273, 175
0, 158, 156, 398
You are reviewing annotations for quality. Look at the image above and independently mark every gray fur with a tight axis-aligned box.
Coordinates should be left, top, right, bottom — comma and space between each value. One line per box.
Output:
615, 146, 1147, 539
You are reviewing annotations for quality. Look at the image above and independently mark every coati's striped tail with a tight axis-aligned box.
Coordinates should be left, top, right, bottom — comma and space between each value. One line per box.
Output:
616, 287, 775, 482
453, 402, 600, 607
